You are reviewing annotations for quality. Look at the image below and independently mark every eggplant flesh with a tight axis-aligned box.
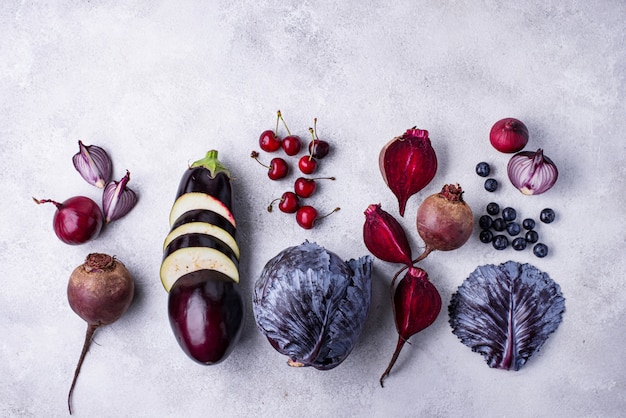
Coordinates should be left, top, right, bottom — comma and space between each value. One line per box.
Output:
161, 245, 240, 291
164, 222, 240, 259
170, 209, 236, 237
176, 167, 232, 211
163, 233, 239, 265
169, 192, 236, 229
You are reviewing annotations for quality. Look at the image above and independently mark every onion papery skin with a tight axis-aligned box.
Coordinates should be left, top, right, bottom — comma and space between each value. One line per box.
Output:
416, 184, 473, 252
507, 149, 558, 195
54, 197, 104, 245
379, 128, 437, 217
489, 118, 529, 153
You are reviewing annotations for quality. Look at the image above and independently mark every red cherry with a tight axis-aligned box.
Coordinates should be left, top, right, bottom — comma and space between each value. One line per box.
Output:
268, 158, 289, 180
278, 192, 299, 213
298, 155, 317, 174
296, 206, 317, 229
259, 130, 281, 152
251, 151, 289, 180
308, 118, 330, 159
294, 176, 335, 198
267, 191, 300, 213
294, 177, 316, 198
296, 206, 340, 229
308, 139, 330, 159
282, 135, 301, 156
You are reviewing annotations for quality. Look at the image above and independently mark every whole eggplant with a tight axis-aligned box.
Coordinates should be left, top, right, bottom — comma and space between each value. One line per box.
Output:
162, 150, 244, 365
253, 241, 372, 370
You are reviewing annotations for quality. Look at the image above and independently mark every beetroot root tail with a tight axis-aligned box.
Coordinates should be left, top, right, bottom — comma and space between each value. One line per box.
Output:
68, 323, 99, 415
379, 336, 407, 388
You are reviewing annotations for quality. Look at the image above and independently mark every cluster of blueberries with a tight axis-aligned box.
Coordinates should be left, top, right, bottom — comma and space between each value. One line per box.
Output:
478, 203, 554, 257
475, 161, 555, 258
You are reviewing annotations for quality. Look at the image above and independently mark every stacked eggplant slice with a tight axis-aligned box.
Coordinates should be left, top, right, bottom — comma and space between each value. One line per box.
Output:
161, 150, 244, 365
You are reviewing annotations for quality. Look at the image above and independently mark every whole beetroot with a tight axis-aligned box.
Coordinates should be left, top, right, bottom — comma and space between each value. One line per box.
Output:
416, 184, 473, 256
67, 253, 135, 414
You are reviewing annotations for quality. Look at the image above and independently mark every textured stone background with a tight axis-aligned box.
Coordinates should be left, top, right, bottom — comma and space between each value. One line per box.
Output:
1, 1, 624, 417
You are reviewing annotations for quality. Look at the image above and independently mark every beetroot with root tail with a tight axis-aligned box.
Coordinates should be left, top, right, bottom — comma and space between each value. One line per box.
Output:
380, 266, 441, 387
379, 128, 437, 217
66, 253, 135, 414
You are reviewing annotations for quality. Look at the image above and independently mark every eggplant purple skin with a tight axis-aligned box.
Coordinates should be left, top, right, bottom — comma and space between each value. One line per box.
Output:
163, 232, 239, 266
168, 270, 244, 365
176, 167, 232, 211
171, 209, 236, 237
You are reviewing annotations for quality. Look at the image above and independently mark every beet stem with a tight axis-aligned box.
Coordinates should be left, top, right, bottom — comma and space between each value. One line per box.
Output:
68, 323, 99, 415
411, 246, 433, 265
389, 264, 409, 299
380, 335, 407, 387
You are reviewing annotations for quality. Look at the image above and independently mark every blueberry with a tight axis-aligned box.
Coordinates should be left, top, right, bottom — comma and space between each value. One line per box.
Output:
512, 237, 527, 251
486, 202, 500, 215
479, 230, 493, 243
525, 230, 539, 243
479, 215, 493, 229
502, 207, 516, 222
492, 218, 506, 232
522, 218, 536, 230
484, 178, 498, 192
533, 243, 549, 258
492, 235, 509, 250
506, 222, 521, 236
475, 162, 491, 177
540, 208, 556, 224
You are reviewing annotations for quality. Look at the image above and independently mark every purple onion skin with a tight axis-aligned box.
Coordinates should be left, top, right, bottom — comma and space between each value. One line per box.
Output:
379, 129, 437, 217
102, 170, 138, 223
507, 149, 558, 195
72, 140, 113, 188
363, 204, 413, 265
489, 118, 529, 153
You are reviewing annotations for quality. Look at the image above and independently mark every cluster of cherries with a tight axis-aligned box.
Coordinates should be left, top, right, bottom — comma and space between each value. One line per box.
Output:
251, 111, 338, 229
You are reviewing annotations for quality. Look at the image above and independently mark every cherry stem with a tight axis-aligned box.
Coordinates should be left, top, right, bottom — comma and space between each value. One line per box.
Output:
318, 207, 340, 222
267, 197, 282, 212
277, 110, 292, 136
307, 128, 316, 160
250, 151, 271, 169
310, 176, 335, 181
274, 110, 280, 136
32, 197, 61, 209
313, 117, 319, 139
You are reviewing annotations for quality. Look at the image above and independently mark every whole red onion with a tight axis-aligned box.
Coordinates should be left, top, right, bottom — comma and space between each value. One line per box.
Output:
416, 184, 473, 253
379, 128, 437, 217
489, 118, 529, 153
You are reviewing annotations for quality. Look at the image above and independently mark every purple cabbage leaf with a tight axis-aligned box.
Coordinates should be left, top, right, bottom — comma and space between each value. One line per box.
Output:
449, 261, 565, 370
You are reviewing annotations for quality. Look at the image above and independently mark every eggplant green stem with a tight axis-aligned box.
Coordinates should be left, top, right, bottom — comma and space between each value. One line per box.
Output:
190, 150, 230, 178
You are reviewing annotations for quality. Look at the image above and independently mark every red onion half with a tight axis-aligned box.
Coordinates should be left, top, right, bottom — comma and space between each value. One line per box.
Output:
507, 149, 558, 195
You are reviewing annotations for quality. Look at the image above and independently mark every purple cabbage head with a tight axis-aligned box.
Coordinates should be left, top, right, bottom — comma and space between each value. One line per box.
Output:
253, 241, 372, 370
